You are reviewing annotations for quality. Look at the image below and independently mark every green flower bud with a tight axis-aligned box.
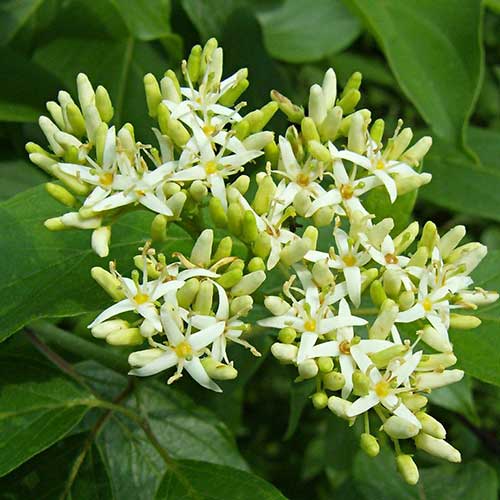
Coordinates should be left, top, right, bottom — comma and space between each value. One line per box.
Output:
106, 327, 143, 346
312, 260, 334, 287
341, 71, 362, 98
416, 412, 446, 439
400, 136, 432, 166
308, 140, 331, 162
45, 182, 76, 207
252, 175, 276, 215
218, 269, 243, 289
398, 290, 415, 311
271, 342, 298, 364
228, 259, 245, 272
418, 325, 452, 352
312, 391, 329, 409
252, 232, 272, 259
319, 106, 343, 141
396, 455, 419, 486
164, 69, 181, 98
401, 393, 428, 412
369, 298, 398, 340
293, 190, 312, 217
177, 278, 200, 309
360, 433, 380, 457
418, 221, 438, 252
191, 229, 213, 267
151, 214, 168, 242
370, 118, 385, 145
219, 77, 249, 107
407, 246, 428, 268
280, 240, 309, 266
44, 217, 66, 231
312, 206, 334, 227
323, 371, 345, 391
415, 369, 464, 390
449, 313, 481, 329
231, 270, 266, 296
91, 319, 130, 339
231, 175, 250, 195
133, 255, 160, 279
438, 225, 466, 259
201, 357, 238, 380
230, 295, 253, 317
189, 180, 208, 201
157, 102, 171, 135
193, 280, 213, 315
208, 196, 228, 227
95, 85, 114, 122
278, 327, 296, 344
383, 416, 420, 439
302, 226, 318, 250
328, 396, 354, 422
258, 101, 279, 130
129, 348, 164, 367
308, 84, 326, 126
317, 356, 334, 373
393, 221, 419, 254
94, 122, 108, 164
338, 88, 361, 115
166, 191, 186, 219
91, 267, 125, 301
64, 103, 86, 137
418, 353, 457, 371
298, 359, 319, 379
382, 269, 401, 298
241, 210, 259, 243
233, 119, 250, 140
352, 370, 370, 396
270, 89, 304, 123
387, 127, 413, 160
264, 295, 290, 316
361, 268, 379, 293
369, 344, 408, 369
248, 257, 266, 272
301, 117, 320, 143
38, 115, 64, 155
46, 101, 65, 130
82, 104, 102, 143
414, 434, 461, 463
370, 280, 387, 307
227, 203, 243, 236
212, 236, 232, 262
167, 117, 190, 147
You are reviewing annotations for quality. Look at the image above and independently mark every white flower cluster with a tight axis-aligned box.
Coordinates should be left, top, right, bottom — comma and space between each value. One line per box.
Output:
90, 230, 263, 392
30, 39, 498, 485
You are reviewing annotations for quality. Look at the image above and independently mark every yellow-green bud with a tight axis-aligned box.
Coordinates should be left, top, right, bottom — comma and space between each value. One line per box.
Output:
360, 433, 380, 457
64, 103, 86, 137
308, 84, 326, 126
369, 344, 408, 369
231, 270, 266, 296
414, 434, 461, 463
38, 115, 64, 156
383, 416, 420, 439
231, 175, 250, 195
293, 190, 312, 217
227, 202, 243, 236
352, 370, 370, 396
201, 357, 238, 380
361, 268, 379, 293
230, 295, 253, 316
396, 455, 419, 486
342, 71, 362, 97
398, 290, 415, 311
91, 267, 126, 301
94, 122, 109, 164
298, 359, 319, 379
44, 217, 66, 231
370, 118, 385, 145
323, 371, 345, 391
208, 196, 228, 227
312, 260, 334, 288
407, 246, 428, 268
369, 298, 398, 340
370, 280, 387, 307
278, 327, 296, 344
193, 280, 213, 315
45, 182, 76, 207
271, 342, 298, 364
319, 106, 343, 141
270, 89, 304, 123
167, 117, 190, 147
312, 391, 329, 409
212, 236, 232, 262
301, 117, 320, 143
241, 210, 259, 243
166, 191, 186, 219
387, 127, 413, 160
177, 278, 200, 308
233, 119, 250, 140
252, 175, 276, 215
347, 110, 365, 154
76, 73, 94, 108
338, 88, 361, 115
280, 240, 309, 266
219, 78, 249, 107
418, 353, 457, 371
95, 85, 114, 122
312, 205, 334, 227
248, 257, 265, 272
157, 102, 171, 135
150, 214, 168, 242
187, 44, 202, 84
106, 328, 143, 346
308, 140, 331, 162
218, 269, 243, 289
302, 226, 318, 250
252, 232, 271, 259
393, 221, 419, 254
382, 269, 402, 298
401, 393, 428, 412
449, 313, 481, 329
317, 356, 334, 373
418, 221, 438, 252
416, 412, 446, 439
189, 180, 208, 201
91, 319, 130, 339
228, 259, 245, 272
258, 101, 279, 130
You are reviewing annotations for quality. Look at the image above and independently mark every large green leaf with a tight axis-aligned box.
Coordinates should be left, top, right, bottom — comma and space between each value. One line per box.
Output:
257, 0, 361, 63
0, 185, 192, 342
155, 460, 287, 500
0, 159, 47, 200
0, 353, 93, 477
420, 127, 500, 222
451, 250, 500, 387
350, 0, 483, 148
0, 0, 49, 44
33, 37, 169, 140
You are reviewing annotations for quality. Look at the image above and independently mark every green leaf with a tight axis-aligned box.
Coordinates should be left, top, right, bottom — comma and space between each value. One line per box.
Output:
450, 250, 500, 387
0, 185, 192, 342
110, 0, 171, 40
155, 460, 287, 500
350, 0, 483, 148
284, 379, 315, 440
33, 37, 169, 140
420, 128, 500, 221
0, 353, 93, 477
0, 159, 47, 201
257, 0, 361, 63
0, 0, 47, 45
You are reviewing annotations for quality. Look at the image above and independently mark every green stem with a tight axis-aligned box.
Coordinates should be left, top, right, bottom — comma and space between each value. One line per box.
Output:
30, 320, 129, 373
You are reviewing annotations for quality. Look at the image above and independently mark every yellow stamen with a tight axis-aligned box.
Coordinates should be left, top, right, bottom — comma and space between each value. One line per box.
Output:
374, 380, 390, 398
304, 319, 317, 332
99, 172, 114, 186
339, 340, 351, 355
202, 124, 216, 136
135, 189, 146, 197
134, 293, 149, 304
175, 341, 192, 358
205, 160, 217, 174
296, 173, 310, 186
422, 297, 433, 312
340, 184, 354, 199
375, 159, 385, 170
385, 253, 399, 265
342, 254, 357, 267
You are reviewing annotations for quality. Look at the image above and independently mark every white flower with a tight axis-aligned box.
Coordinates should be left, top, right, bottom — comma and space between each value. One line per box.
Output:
346, 346, 423, 428
258, 267, 367, 364
305, 228, 371, 307
171, 120, 262, 210
129, 304, 226, 392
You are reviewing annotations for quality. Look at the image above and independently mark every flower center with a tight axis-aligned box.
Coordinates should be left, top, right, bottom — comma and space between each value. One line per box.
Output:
422, 297, 433, 312
205, 160, 218, 174
340, 184, 354, 199
304, 319, 317, 332
99, 172, 114, 187
342, 254, 357, 267
374, 380, 390, 398
384, 253, 398, 265
296, 173, 310, 187
134, 293, 149, 305
202, 124, 216, 136
135, 189, 146, 197
375, 159, 386, 170
175, 341, 192, 358
339, 340, 351, 355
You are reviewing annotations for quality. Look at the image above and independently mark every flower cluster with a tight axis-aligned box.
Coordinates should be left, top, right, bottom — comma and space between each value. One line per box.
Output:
29, 38, 498, 485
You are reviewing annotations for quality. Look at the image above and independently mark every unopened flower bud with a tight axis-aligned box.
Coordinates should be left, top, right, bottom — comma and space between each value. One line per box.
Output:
39, 116, 64, 156
401, 393, 428, 412
190, 229, 213, 267
278, 327, 297, 344
302, 226, 319, 250
106, 328, 143, 346
347, 111, 365, 154
193, 280, 213, 315
382, 269, 401, 298
45, 182, 76, 207
400, 136, 432, 166
270, 89, 304, 123
338, 88, 361, 115
370, 280, 387, 307
352, 370, 370, 396
280, 240, 309, 266
418, 326, 452, 353
209, 196, 228, 227
241, 210, 259, 243
252, 175, 276, 215
311, 205, 334, 227
218, 269, 243, 289
414, 434, 461, 463
415, 369, 464, 390
189, 180, 208, 202
361, 268, 379, 293
186, 44, 202, 84
369, 298, 398, 340
369, 344, 408, 369
212, 237, 232, 262
323, 371, 345, 391
46, 101, 65, 130
418, 221, 438, 252
271, 342, 298, 364
370, 118, 385, 145
167, 117, 190, 147
298, 359, 319, 379
407, 246, 428, 268
231, 270, 266, 296
228, 259, 245, 272
319, 106, 343, 141
387, 128, 413, 160
150, 214, 168, 242
301, 117, 320, 143
317, 356, 334, 373
95, 85, 114, 122
447, 242, 487, 274
398, 290, 415, 311
383, 415, 420, 439
44, 217, 66, 231
201, 358, 238, 380
91, 226, 111, 257
322, 68, 337, 109
230, 295, 253, 317
91, 267, 125, 301
449, 313, 481, 329
394, 221, 419, 254
247, 257, 265, 272
308, 84, 326, 126
396, 455, 419, 485
360, 433, 380, 457
312, 260, 334, 287
265, 296, 291, 316
177, 278, 200, 309
328, 396, 354, 422
418, 353, 457, 371
416, 412, 446, 439
312, 391, 328, 409
128, 348, 164, 367
91, 319, 130, 339
65, 103, 86, 137
253, 232, 272, 259
219, 77, 249, 107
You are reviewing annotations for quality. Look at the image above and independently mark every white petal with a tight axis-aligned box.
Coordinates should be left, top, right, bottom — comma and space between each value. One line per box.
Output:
137, 303, 162, 331
297, 331, 318, 363
309, 341, 339, 358
396, 303, 425, 323
88, 299, 135, 328
189, 322, 225, 351
184, 357, 222, 392
343, 266, 362, 307
129, 350, 178, 377
340, 354, 355, 398
93, 191, 136, 212
347, 393, 379, 417
208, 173, 227, 212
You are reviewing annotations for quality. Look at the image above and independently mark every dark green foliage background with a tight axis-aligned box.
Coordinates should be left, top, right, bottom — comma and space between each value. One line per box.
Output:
0, 1, 500, 499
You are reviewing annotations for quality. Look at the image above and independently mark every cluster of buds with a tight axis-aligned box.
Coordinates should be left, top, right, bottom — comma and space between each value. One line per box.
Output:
90, 230, 263, 391
29, 39, 498, 484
